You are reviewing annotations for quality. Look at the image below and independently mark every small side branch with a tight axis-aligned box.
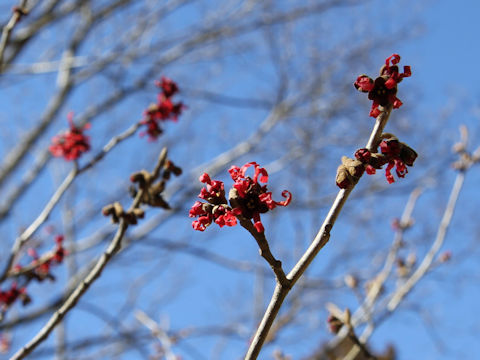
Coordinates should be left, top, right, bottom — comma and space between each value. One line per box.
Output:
0, 1, 29, 71
387, 171, 465, 311
238, 218, 289, 287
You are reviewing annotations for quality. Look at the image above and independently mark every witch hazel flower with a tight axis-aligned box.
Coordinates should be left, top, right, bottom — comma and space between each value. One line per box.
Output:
354, 54, 411, 118
189, 173, 241, 231
190, 162, 292, 233
13, 235, 67, 282
353, 135, 417, 184
228, 162, 292, 233
0, 283, 30, 309
140, 77, 185, 141
49, 112, 90, 161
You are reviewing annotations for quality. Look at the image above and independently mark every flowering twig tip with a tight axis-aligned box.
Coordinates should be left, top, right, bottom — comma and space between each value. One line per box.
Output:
190, 162, 292, 234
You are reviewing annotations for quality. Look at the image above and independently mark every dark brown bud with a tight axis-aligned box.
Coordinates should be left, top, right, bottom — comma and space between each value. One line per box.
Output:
369, 153, 388, 169
102, 202, 124, 223
20, 293, 32, 306
327, 315, 343, 334
400, 142, 418, 166
130, 170, 152, 186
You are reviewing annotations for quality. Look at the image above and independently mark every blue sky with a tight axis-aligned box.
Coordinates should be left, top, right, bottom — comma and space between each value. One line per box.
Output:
1, 1, 480, 359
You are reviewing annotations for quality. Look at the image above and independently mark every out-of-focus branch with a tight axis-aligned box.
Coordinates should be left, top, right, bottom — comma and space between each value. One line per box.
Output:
0, 150, 50, 220
135, 310, 178, 360
0, 0, 29, 71
385, 126, 478, 313
9, 148, 168, 360
386, 172, 464, 311
351, 187, 423, 327
0, 4, 94, 190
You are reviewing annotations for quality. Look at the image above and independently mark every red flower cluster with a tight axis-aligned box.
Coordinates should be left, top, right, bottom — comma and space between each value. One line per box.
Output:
140, 77, 185, 140
354, 138, 417, 184
189, 173, 241, 232
0, 283, 29, 309
49, 113, 90, 161
354, 54, 411, 118
189, 162, 292, 233
14, 235, 67, 282
379, 139, 416, 184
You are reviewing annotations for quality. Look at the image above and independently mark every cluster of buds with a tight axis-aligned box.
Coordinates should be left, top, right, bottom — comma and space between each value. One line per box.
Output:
103, 159, 182, 224
102, 202, 145, 225
354, 54, 411, 118
140, 77, 185, 140
1, 235, 66, 311
336, 135, 417, 188
129, 160, 182, 209
12, 235, 67, 282
189, 162, 292, 233
49, 112, 90, 161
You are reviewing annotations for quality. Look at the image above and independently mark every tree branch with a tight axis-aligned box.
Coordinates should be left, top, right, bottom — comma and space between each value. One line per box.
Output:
244, 106, 392, 360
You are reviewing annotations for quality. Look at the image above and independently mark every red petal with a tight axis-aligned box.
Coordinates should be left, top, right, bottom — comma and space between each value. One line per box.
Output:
354, 75, 374, 92
199, 173, 211, 184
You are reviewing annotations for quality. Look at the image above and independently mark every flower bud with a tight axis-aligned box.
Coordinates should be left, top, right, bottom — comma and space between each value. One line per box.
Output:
342, 156, 365, 178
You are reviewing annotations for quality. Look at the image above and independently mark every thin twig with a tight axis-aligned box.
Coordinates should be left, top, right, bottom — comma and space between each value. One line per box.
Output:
238, 218, 289, 287
244, 106, 393, 360
135, 310, 178, 360
351, 187, 423, 327
0, 0, 29, 71
9, 148, 168, 360
386, 171, 464, 311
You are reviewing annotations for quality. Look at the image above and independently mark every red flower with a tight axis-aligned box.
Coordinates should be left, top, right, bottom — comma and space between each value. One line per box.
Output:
354, 54, 411, 118
382, 54, 412, 89
49, 113, 90, 161
354, 148, 371, 163
15, 234, 67, 282
356, 137, 417, 184
140, 77, 185, 141
190, 162, 292, 234
192, 214, 213, 232
189, 174, 232, 232
0, 283, 28, 308
156, 76, 179, 98
365, 165, 376, 175
198, 173, 225, 204
379, 139, 417, 183
139, 117, 163, 141
53, 235, 66, 263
